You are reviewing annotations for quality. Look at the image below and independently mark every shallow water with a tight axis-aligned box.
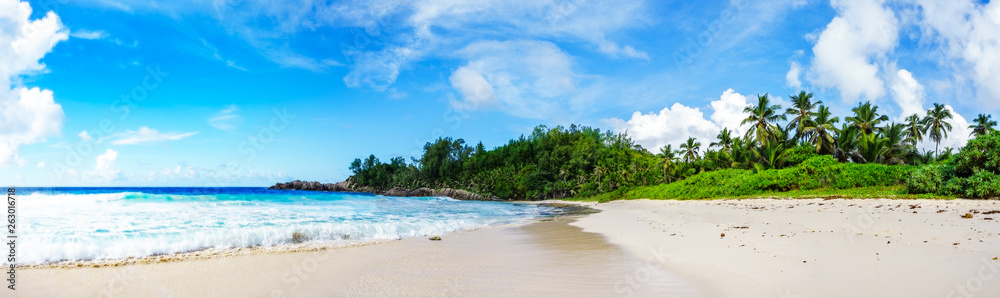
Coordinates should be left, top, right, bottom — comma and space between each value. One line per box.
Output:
16, 187, 554, 264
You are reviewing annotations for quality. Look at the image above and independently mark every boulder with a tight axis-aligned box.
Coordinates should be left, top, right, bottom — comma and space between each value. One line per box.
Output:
384, 187, 409, 197
408, 187, 435, 197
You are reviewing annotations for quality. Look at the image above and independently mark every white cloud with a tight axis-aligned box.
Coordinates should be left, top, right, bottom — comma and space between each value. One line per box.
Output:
70, 29, 108, 40
912, 0, 1000, 109
90, 149, 121, 182
207, 104, 241, 131
77, 130, 91, 142
448, 40, 579, 119
36, 161, 45, 168
0, 0, 69, 166
786, 61, 802, 89
605, 103, 718, 153
709, 89, 753, 137
605, 89, 753, 151
889, 68, 926, 119
808, 0, 898, 102
110, 127, 198, 145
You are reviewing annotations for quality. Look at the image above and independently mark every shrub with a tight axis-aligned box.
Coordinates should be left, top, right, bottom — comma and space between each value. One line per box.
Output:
954, 130, 1000, 177
906, 165, 953, 194
962, 170, 1000, 198
784, 145, 820, 166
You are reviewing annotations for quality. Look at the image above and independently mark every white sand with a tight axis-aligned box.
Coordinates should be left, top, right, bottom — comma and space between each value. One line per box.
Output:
572, 198, 1000, 298
19, 219, 700, 297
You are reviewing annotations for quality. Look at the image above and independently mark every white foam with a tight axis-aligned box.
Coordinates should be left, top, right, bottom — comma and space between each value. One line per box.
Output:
16, 192, 545, 264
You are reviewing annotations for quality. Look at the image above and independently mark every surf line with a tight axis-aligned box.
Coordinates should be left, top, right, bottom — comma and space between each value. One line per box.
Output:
6, 187, 14, 291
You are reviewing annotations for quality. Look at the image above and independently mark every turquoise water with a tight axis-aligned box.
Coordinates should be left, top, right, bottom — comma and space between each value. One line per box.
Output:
16, 187, 554, 264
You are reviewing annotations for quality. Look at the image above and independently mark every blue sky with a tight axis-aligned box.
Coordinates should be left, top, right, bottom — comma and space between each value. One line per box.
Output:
2, 0, 998, 186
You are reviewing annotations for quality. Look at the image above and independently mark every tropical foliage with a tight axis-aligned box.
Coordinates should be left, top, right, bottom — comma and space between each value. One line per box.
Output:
346, 90, 991, 200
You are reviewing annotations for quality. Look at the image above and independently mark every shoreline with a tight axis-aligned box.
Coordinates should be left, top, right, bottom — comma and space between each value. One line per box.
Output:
19, 197, 1000, 297
20, 216, 701, 297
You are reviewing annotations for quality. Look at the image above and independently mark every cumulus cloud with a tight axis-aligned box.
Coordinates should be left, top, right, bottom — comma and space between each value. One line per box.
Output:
912, 0, 1000, 109
0, 0, 69, 166
889, 68, 926, 119
786, 61, 802, 89
208, 104, 242, 131
605, 89, 752, 152
448, 40, 578, 119
90, 149, 121, 181
110, 127, 198, 145
808, 0, 898, 102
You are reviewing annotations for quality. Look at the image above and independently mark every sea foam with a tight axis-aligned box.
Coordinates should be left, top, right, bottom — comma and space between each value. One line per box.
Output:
16, 188, 550, 264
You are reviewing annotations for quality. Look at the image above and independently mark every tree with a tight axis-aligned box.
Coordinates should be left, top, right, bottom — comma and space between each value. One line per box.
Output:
923, 103, 953, 156
710, 128, 734, 152
803, 105, 840, 154
742, 94, 786, 146
750, 130, 792, 171
903, 114, 926, 146
846, 101, 889, 135
680, 137, 701, 163
657, 145, 679, 182
833, 124, 860, 163
785, 91, 820, 144
969, 114, 997, 137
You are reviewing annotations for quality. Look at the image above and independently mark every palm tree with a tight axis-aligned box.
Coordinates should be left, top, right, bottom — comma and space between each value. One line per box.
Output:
923, 103, 953, 156
903, 114, 926, 146
750, 130, 792, 171
969, 114, 996, 137
803, 105, 840, 154
742, 94, 786, 146
657, 145, 678, 183
710, 128, 734, 152
785, 91, 821, 144
845, 101, 889, 135
833, 124, 860, 163
680, 137, 701, 163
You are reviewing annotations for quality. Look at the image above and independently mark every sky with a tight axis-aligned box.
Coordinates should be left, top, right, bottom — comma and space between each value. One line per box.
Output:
1, 0, 998, 186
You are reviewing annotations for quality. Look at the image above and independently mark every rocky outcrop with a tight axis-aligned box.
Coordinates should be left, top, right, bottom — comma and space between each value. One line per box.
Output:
268, 180, 499, 201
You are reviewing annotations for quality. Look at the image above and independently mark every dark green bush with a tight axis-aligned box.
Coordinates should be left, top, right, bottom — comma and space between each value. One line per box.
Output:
905, 165, 953, 194
784, 145, 820, 166
954, 130, 1000, 177
962, 170, 1000, 198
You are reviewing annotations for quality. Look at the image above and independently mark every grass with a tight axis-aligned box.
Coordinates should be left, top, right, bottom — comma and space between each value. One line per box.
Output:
562, 156, 961, 203
563, 185, 958, 203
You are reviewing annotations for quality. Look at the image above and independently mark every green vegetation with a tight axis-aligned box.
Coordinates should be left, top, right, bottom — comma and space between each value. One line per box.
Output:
345, 91, 996, 201
906, 130, 1000, 198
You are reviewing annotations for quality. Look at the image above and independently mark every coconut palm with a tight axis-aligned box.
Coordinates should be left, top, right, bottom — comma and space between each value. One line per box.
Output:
657, 145, 678, 183
750, 130, 792, 171
785, 91, 821, 144
969, 114, 996, 137
710, 128, 735, 153
923, 103, 953, 156
845, 101, 889, 135
903, 114, 926, 146
803, 105, 840, 154
741, 94, 786, 146
680, 137, 701, 163
833, 124, 860, 163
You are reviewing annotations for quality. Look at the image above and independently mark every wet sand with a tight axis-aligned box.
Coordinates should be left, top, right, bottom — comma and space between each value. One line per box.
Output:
19, 218, 701, 297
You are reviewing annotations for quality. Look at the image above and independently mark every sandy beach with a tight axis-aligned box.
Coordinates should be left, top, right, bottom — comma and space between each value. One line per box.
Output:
572, 198, 1000, 298
18, 217, 699, 297
19, 198, 1000, 297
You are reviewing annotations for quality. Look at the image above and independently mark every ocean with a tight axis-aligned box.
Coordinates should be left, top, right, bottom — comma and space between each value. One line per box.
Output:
14, 187, 554, 265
